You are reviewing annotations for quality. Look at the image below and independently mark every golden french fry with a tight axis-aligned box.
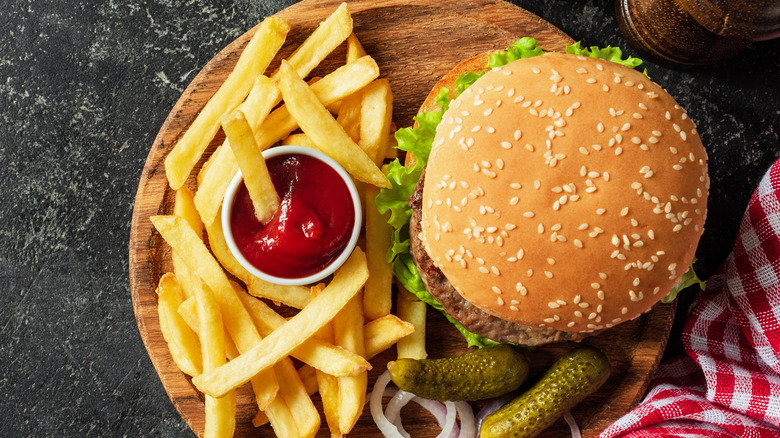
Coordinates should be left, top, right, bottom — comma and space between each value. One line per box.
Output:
194, 56, 380, 226
240, 75, 281, 128
194, 144, 237, 225
195, 75, 279, 225
165, 16, 289, 189
255, 56, 380, 151
270, 2, 352, 82
172, 187, 204, 299
156, 273, 202, 376
277, 60, 390, 188
365, 314, 417, 359
363, 185, 393, 320
296, 313, 416, 396
396, 286, 428, 359
333, 292, 366, 434
193, 248, 370, 398
265, 397, 300, 438
359, 78, 394, 164
236, 282, 370, 376
150, 215, 279, 410
281, 133, 317, 148
336, 34, 369, 143
317, 366, 342, 438
275, 358, 320, 438
178, 296, 240, 360
221, 110, 280, 224
191, 280, 236, 438
247, 277, 311, 309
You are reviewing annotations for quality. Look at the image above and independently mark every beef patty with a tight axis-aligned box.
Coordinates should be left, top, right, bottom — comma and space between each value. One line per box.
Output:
408, 168, 588, 346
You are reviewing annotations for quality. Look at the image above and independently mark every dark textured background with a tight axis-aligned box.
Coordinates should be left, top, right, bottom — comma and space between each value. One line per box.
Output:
0, 0, 777, 436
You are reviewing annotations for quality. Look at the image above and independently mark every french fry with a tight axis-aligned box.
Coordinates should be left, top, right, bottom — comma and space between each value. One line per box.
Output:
165, 16, 289, 189
247, 277, 311, 310
270, 2, 352, 82
150, 215, 279, 410
156, 273, 202, 376
178, 296, 240, 360
254, 56, 380, 151
308, 283, 341, 437
364, 314, 417, 359
363, 185, 393, 320
172, 187, 204, 299
193, 248, 370, 398
277, 60, 390, 188
396, 286, 428, 359
281, 133, 317, 149
194, 75, 280, 225
274, 358, 320, 438
222, 110, 280, 224
264, 397, 300, 438
194, 144, 237, 225
191, 280, 236, 438
236, 282, 370, 376
193, 56, 380, 226
336, 34, 367, 143
333, 292, 366, 434
358, 78, 394, 164
296, 313, 416, 396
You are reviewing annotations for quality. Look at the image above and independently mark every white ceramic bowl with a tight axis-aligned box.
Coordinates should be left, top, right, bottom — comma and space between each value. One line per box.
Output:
222, 145, 362, 286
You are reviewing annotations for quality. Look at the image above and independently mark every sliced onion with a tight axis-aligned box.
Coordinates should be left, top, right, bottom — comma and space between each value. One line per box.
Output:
563, 411, 582, 438
455, 401, 476, 438
386, 390, 415, 438
370, 370, 478, 438
370, 371, 405, 438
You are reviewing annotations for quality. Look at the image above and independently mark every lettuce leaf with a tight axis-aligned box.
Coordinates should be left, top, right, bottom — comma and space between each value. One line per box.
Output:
662, 259, 706, 303
377, 38, 666, 348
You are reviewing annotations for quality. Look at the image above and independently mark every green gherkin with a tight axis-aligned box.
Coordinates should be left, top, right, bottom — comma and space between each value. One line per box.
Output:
480, 346, 611, 438
387, 344, 530, 401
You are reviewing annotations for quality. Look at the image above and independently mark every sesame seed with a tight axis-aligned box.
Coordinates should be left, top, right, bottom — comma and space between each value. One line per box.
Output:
527, 269, 534, 277
544, 271, 553, 278
491, 266, 500, 275
597, 208, 606, 215
586, 78, 597, 84
575, 311, 583, 317
492, 286, 502, 294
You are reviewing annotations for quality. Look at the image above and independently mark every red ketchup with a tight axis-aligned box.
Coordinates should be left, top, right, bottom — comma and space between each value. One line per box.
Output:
230, 153, 355, 279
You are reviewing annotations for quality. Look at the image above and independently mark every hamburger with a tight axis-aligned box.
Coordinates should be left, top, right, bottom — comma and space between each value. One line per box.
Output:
378, 39, 708, 347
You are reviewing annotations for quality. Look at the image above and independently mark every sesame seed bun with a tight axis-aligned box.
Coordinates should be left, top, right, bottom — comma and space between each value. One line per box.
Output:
419, 52, 709, 334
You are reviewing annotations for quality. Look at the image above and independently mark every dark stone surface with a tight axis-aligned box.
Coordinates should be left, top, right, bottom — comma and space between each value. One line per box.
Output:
0, 0, 776, 436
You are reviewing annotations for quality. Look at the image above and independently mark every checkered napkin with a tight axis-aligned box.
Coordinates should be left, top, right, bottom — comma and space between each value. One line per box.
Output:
599, 159, 780, 438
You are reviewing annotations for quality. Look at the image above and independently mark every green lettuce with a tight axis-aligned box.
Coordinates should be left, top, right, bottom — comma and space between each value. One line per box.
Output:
662, 259, 706, 303
376, 38, 696, 348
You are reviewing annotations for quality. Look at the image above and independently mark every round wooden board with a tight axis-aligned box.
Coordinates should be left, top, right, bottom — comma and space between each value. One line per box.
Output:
129, 0, 677, 436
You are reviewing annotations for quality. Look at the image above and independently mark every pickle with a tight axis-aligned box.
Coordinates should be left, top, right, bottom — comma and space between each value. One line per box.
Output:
387, 344, 530, 401
480, 346, 610, 438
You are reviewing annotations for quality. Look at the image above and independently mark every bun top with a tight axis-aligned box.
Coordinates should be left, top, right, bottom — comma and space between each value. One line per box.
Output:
420, 53, 708, 333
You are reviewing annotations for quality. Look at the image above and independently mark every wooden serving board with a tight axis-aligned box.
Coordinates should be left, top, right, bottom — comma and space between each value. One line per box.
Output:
129, 0, 677, 436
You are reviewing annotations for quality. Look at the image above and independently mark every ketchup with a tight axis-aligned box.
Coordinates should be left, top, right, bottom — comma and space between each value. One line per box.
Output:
230, 153, 355, 279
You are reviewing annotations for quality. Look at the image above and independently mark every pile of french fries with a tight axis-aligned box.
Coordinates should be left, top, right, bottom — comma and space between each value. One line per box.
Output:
149, 4, 430, 437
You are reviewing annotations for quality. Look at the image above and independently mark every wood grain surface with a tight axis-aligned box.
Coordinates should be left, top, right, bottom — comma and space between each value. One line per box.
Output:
128, 0, 676, 436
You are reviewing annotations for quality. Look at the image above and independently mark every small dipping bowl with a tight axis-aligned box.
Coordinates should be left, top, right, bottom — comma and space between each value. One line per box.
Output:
222, 145, 362, 286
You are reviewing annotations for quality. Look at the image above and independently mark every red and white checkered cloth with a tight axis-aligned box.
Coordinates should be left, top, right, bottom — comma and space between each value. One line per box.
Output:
600, 159, 780, 438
